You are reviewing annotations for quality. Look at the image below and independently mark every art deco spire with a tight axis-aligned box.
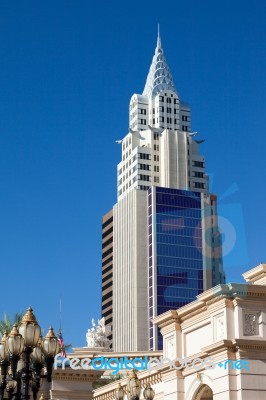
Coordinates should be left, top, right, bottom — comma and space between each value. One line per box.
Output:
142, 28, 177, 99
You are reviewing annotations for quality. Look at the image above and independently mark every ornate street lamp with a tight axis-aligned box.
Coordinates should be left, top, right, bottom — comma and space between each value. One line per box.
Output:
0, 307, 59, 400
114, 383, 125, 400
114, 370, 155, 400
143, 383, 155, 400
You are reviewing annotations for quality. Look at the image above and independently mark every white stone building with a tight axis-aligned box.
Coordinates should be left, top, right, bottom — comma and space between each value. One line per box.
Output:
49, 263, 266, 399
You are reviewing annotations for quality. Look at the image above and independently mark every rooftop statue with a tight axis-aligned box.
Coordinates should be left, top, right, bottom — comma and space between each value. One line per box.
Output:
86, 317, 111, 350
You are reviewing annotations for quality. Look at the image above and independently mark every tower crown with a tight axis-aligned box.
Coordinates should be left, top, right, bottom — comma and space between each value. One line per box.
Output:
142, 30, 177, 99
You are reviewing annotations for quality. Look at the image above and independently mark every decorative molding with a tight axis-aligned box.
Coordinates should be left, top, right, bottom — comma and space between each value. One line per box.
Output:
213, 313, 225, 341
165, 336, 175, 359
243, 310, 261, 336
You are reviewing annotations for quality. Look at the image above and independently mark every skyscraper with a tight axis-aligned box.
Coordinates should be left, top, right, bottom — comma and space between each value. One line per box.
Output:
101, 31, 225, 352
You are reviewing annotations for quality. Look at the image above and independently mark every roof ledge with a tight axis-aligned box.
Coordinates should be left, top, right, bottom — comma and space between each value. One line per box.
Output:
242, 263, 266, 285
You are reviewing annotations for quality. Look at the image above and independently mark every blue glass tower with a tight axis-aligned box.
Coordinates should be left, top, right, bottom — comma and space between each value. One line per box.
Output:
148, 187, 206, 349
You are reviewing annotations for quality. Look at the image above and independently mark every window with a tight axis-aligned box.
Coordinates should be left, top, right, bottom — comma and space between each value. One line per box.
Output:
138, 174, 150, 181
138, 185, 149, 190
154, 144, 159, 151
174, 119, 178, 124
139, 163, 150, 171
140, 119, 146, 125
154, 166, 159, 172
154, 176, 159, 183
167, 107, 171, 113
159, 116, 164, 122
193, 160, 204, 168
154, 155, 159, 161
194, 182, 205, 189
159, 106, 164, 112
174, 109, 178, 114
167, 117, 172, 123
139, 153, 151, 160
174, 98, 178, 104
182, 125, 188, 131
166, 98, 171, 103
193, 171, 204, 178
140, 108, 146, 115
159, 96, 164, 102
182, 115, 188, 121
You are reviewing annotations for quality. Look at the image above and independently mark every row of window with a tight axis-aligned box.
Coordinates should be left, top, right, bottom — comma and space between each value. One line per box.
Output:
155, 256, 203, 272
122, 149, 131, 161
158, 117, 178, 124
155, 268, 203, 279
102, 216, 113, 230
102, 258, 113, 271
193, 160, 205, 168
102, 290, 112, 302
139, 119, 146, 125
194, 182, 205, 189
159, 96, 178, 104
102, 226, 113, 240
102, 272, 113, 284
153, 207, 202, 218
102, 280, 112, 292
193, 171, 205, 178
156, 194, 201, 208
137, 185, 149, 190
155, 243, 202, 259
156, 234, 201, 247
101, 299, 112, 311
155, 187, 201, 197
158, 106, 179, 114
155, 225, 202, 238
102, 236, 113, 249
139, 174, 150, 182
137, 153, 151, 160
156, 281, 203, 294
122, 137, 131, 150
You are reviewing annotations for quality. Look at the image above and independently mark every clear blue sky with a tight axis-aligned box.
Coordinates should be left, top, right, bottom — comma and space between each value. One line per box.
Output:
0, 0, 265, 348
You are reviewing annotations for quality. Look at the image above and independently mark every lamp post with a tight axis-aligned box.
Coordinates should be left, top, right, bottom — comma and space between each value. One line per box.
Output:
0, 307, 59, 400
114, 370, 155, 400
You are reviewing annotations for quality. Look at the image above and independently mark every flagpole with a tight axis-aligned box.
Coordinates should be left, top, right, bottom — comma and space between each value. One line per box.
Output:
59, 297, 62, 334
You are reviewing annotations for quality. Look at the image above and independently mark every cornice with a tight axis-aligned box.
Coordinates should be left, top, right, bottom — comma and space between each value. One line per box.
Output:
232, 297, 266, 308
232, 339, 266, 352
52, 369, 103, 382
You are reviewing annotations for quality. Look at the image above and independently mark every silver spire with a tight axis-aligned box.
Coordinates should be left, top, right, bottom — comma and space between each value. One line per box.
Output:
143, 29, 177, 99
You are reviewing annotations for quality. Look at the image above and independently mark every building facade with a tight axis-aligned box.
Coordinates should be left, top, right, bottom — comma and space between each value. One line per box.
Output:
50, 264, 266, 400
101, 210, 114, 346
102, 32, 225, 352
